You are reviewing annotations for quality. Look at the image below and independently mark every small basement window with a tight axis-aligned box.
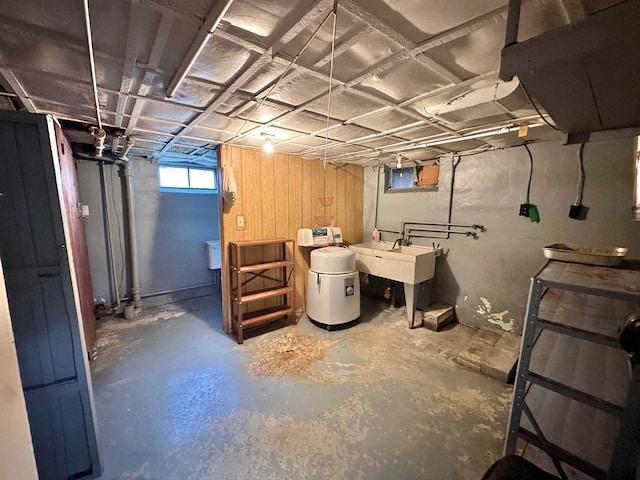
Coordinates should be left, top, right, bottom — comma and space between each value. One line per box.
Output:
384, 160, 439, 192
158, 166, 217, 194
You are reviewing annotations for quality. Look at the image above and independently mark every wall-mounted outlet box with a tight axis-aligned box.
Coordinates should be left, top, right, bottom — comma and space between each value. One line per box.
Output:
236, 214, 245, 229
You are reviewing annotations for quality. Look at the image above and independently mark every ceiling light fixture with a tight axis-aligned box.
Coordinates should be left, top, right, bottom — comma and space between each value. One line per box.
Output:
224, 4, 337, 152
396, 155, 402, 169
262, 133, 274, 154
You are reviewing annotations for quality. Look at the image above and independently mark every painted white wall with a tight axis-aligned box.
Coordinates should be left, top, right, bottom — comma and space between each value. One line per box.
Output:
0, 258, 39, 479
365, 138, 640, 333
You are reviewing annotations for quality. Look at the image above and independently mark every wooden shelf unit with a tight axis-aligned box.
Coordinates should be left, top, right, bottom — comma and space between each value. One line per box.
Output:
229, 238, 295, 344
505, 260, 640, 479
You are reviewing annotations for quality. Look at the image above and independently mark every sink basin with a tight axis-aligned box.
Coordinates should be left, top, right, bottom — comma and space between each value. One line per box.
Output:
348, 242, 436, 284
349, 241, 395, 252
348, 241, 437, 329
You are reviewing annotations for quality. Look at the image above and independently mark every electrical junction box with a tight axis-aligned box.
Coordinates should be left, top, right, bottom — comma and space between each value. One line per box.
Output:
205, 240, 221, 269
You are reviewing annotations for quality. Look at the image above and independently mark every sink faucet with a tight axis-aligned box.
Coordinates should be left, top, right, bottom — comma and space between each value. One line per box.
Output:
392, 238, 404, 249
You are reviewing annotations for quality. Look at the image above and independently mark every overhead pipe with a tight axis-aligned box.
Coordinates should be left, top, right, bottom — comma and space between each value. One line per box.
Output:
116, 137, 142, 315
82, 0, 103, 129
91, 127, 107, 157
119, 135, 135, 159
165, 0, 235, 98
407, 228, 478, 241
75, 151, 116, 163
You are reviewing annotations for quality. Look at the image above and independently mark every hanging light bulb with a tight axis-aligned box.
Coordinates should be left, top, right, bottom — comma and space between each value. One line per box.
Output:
396, 155, 402, 169
261, 133, 274, 153
263, 137, 273, 153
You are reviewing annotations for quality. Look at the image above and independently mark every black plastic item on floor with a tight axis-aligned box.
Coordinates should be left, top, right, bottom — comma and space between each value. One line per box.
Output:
481, 455, 560, 480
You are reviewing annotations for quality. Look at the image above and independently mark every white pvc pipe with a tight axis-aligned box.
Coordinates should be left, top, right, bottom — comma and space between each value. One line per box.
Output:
82, 0, 102, 129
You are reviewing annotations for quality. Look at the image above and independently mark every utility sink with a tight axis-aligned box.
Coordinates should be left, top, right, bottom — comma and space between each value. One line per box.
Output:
348, 242, 437, 328
348, 242, 436, 284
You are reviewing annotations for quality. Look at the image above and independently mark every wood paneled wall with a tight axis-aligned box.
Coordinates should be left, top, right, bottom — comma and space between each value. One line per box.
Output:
219, 145, 364, 333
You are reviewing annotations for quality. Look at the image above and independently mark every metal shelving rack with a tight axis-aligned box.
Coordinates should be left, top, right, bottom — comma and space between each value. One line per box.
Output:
505, 260, 640, 479
229, 238, 295, 344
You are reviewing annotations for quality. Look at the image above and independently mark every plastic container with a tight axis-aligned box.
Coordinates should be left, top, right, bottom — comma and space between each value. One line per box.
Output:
372, 228, 380, 241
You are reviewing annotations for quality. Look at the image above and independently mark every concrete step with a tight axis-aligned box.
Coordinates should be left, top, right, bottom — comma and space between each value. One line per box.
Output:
455, 327, 520, 383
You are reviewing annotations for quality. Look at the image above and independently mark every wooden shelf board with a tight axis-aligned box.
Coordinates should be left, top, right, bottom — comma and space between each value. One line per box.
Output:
235, 286, 294, 303
230, 238, 293, 247
238, 305, 294, 327
232, 259, 294, 273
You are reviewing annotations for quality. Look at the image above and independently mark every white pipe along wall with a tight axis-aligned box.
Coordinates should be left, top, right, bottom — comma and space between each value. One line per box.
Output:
364, 137, 640, 334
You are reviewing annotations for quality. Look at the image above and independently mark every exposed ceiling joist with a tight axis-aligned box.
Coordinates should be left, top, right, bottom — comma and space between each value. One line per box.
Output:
0, 55, 36, 112
115, 0, 143, 129
3, 0, 611, 161
126, 14, 174, 133
165, 0, 234, 98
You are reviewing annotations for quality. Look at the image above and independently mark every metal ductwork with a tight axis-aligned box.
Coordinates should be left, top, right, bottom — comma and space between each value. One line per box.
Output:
423, 79, 527, 125
500, 0, 640, 141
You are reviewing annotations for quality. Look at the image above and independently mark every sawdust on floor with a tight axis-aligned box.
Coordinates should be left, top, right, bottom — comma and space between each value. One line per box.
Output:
246, 332, 336, 380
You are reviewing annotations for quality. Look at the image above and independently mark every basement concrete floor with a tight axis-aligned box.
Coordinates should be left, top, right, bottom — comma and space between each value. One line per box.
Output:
92, 295, 513, 480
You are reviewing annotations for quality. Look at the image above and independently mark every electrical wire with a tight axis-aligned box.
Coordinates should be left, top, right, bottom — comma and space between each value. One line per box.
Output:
225, 5, 337, 146
322, 2, 338, 170
523, 144, 534, 203
575, 143, 585, 204
521, 83, 559, 131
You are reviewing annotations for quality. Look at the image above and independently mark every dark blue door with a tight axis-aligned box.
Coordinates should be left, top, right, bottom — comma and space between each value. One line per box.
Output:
0, 112, 100, 479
